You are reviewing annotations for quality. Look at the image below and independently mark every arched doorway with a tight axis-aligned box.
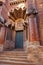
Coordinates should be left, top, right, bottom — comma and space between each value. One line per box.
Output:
9, 7, 26, 49
15, 19, 24, 49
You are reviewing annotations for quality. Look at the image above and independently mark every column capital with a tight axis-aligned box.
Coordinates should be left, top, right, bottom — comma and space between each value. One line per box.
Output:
26, 6, 38, 16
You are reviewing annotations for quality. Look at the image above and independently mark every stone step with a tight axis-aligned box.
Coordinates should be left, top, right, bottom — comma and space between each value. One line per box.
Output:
0, 55, 27, 59
0, 55, 42, 65
0, 54, 27, 59
2, 51, 27, 56
0, 52, 27, 58
0, 51, 28, 65
0, 53, 26, 56
3, 51, 26, 53
0, 56, 28, 62
0, 51, 42, 65
0, 60, 37, 65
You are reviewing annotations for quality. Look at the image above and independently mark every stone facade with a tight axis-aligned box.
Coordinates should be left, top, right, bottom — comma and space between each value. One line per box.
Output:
0, 0, 43, 51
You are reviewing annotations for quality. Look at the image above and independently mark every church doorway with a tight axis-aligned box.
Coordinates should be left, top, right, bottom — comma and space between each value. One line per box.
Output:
15, 31, 23, 49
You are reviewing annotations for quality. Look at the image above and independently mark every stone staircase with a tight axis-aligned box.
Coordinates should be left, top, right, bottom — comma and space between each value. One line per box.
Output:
0, 46, 43, 65
0, 51, 40, 65
0, 51, 30, 65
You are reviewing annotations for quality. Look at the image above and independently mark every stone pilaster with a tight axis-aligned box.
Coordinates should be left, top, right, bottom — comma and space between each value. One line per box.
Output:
23, 28, 27, 50
28, 14, 40, 45
0, 26, 5, 51
26, 0, 40, 46
12, 30, 16, 49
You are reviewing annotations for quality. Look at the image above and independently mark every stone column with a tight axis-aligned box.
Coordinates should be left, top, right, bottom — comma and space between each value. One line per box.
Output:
12, 30, 16, 49
26, 0, 40, 46
0, 26, 5, 51
4, 27, 13, 50
23, 22, 26, 50
34, 15, 40, 44
28, 14, 40, 45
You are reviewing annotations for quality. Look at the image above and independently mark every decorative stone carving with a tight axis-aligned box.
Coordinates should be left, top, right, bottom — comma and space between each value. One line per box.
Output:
26, 5, 38, 16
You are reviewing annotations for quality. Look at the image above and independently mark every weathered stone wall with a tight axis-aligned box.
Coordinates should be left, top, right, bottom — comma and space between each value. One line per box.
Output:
0, 0, 43, 52
4, 28, 15, 50
36, 0, 43, 45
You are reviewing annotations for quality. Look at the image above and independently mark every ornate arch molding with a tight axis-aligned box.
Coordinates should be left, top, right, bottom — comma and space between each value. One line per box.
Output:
9, 8, 26, 22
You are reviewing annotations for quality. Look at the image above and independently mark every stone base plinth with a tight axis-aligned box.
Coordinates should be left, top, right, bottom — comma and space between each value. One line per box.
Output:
4, 40, 15, 51
24, 40, 29, 51
28, 41, 40, 46
0, 44, 3, 51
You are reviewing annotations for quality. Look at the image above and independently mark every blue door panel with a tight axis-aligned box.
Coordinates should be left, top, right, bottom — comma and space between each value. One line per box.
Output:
15, 31, 23, 48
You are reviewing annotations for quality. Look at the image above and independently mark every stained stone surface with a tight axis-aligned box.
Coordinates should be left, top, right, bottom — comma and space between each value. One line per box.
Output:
27, 45, 43, 64
0, 44, 3, 51
4, 40, 15, 50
